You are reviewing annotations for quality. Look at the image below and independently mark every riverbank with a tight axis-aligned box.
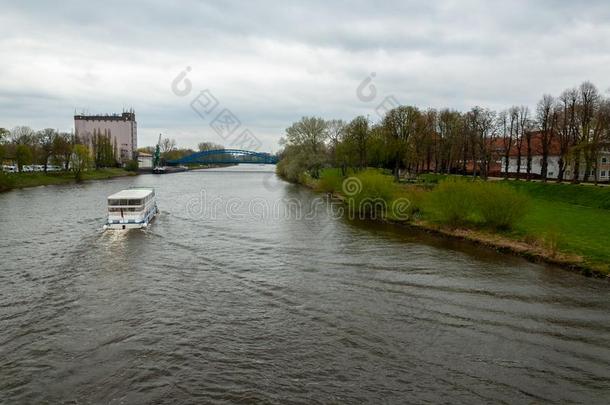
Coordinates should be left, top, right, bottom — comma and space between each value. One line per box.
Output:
0, 168, 137, 192
389, 218, 597, 275
292, 170, 609, 278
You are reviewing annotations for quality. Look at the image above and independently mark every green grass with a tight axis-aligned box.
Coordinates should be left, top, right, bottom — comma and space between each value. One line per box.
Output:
512, 199, 610, 271
498, 181, 610, 272
315, 168, 345, 193
506, 180, 610, 210
416, 173, 452, 184
5, 168, 135, 190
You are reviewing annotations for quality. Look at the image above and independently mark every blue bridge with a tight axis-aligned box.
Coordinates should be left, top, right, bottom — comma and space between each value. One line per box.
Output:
166, 149, 278, 166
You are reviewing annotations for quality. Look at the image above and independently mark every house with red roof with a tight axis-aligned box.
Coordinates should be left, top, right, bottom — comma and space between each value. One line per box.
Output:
499, 131, 610, 181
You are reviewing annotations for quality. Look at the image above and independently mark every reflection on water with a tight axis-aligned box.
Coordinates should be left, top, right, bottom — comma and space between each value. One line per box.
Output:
0, 165, 609, 404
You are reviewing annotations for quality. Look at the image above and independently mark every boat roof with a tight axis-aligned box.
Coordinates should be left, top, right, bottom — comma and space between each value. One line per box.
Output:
107, 188, 154, 199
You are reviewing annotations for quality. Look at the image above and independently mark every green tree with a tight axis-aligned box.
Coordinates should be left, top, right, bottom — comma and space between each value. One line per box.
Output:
344, 116, 370, 169
71, 144, 92, 181
15, 144, 33, 172
383, 106, 420, 180
365, 125, 390, 169
437, 109, 464, 174
284, 117, 328, 178
326, 119, 346, 167
92, 130, 117, 168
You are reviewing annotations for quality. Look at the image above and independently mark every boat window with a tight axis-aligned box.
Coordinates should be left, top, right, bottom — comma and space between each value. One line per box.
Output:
108, 198, 145, 206
108, 207, 144, 212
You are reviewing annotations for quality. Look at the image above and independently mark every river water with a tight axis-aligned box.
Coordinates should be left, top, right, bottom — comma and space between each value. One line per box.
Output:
0, 165, 608, 404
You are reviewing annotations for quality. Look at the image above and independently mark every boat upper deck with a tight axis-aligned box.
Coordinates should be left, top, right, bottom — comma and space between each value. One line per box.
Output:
107, 188, 155, 207
107, 188, 154, 200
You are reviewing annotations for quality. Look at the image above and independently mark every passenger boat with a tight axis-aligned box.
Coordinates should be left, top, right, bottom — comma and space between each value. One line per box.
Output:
103, 188, 158, 230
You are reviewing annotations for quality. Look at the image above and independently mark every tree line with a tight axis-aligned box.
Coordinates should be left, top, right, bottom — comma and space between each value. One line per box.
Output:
137, 138, 225, 163
1, 125, 229, 174
278, 81, 610, 184
0, 126, 120, 173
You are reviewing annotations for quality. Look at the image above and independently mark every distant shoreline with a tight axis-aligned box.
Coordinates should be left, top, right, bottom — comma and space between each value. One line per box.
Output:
0, 163, 241, 193
0, 168, 137, 193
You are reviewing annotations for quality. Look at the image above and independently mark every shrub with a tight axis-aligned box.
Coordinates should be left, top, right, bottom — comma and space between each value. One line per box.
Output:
473, 182, 530, 229
543, 226, 562, 258
424, 178, 530, 229
424, 178, 477, 226
344, 169, 397, 219
316, 168, 344, 193
276, 153, 309, 184
125, 159, 139, 172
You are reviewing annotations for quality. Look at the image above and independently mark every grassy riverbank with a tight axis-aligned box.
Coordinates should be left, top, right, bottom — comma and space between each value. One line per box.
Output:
505, 182, 610, 272
294, 168, 610, 277
0, 168, 136, 192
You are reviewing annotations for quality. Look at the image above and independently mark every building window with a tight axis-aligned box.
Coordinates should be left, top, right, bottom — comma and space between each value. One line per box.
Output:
602, 171, 607, 177
602, 157, 608, 164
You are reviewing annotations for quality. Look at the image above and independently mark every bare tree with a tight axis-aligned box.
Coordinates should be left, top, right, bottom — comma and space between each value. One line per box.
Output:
422, 109, 438, 173
556, 89, 578, 182
10, 126, 36, 145
512, 106, 531, 180
198, 141, 224, 151
477, 108, 498, 180
36, 128, 57, 173
589, 98, 610, 185
52, 132, 74, 170
499, 107, 518, 179
515, 106, 534, 181
536, 95, 557, 182
160, 138, 177, 154
578, 81, 601, 182
437, 109, 463, 174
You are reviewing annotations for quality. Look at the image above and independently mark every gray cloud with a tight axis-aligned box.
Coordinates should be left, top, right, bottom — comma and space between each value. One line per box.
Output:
1, 0, 609, 150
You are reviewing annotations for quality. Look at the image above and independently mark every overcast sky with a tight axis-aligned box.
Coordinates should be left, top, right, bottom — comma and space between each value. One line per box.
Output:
1, 0, 609, 151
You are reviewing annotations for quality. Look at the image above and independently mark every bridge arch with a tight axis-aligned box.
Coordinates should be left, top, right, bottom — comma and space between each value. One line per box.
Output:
166, 149, 278, 166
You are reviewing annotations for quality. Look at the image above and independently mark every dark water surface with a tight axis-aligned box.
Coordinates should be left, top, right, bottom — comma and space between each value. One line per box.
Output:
1, 165, 609, 404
